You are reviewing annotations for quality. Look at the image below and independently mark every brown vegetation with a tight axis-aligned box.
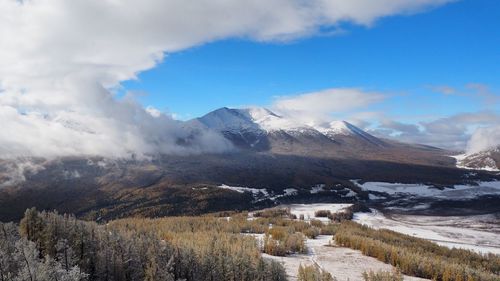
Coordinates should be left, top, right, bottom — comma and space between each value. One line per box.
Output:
362, 270, 403, 281
335, 221, 500, 281
0, 208, 288, 281
297, 264, 334, 281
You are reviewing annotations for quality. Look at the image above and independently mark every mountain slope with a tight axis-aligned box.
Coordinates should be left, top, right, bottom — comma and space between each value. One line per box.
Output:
192, 107, 453, 166
1, 107, 496, 222
454, 147, 500, 171
193, 107, 386, 151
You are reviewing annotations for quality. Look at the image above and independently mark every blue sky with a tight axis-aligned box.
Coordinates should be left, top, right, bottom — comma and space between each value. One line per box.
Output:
1, 0, 499, 157
123, 0, 499, 122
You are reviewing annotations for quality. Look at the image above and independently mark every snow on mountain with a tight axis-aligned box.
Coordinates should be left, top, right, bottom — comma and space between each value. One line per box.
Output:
452, 147, 500, 172
317, 121, 353, 135
317, 120, 381, 143
195, 107, 371, 139
195, 107, 261, 133
196, 107, 315, 134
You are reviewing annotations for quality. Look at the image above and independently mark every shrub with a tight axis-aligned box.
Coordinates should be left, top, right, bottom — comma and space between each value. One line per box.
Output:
263, 230, 307, 256
254, 208, 292, 218
297, 264, 335, 281
362, 270, 404, 281
303, 227, 320, 239
335, 221, 500, 281
314, 210, 331, 218
285, 233, 307, 254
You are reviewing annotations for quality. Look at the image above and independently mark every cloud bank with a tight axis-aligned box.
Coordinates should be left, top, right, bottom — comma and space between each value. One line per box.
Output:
272, 86, 500, 152
467, 125, 500, 154
0, 0, 453, 158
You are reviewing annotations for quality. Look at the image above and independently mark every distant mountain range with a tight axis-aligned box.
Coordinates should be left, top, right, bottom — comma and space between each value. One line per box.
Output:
0, 107, 498, 221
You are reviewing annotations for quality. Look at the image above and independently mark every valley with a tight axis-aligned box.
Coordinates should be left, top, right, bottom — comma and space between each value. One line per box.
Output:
1, 107, 499, 281
2, 2, 499, 280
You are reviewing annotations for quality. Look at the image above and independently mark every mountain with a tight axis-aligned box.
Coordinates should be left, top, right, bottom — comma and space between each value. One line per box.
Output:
191, 107, 453, 166
193, 107, 378, 142
454, 146, 500, 172
0, 107, 498, 222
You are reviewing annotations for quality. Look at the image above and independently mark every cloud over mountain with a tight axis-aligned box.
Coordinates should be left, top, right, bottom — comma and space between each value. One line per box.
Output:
272, 88, 385, 125
0, 0, 454, 158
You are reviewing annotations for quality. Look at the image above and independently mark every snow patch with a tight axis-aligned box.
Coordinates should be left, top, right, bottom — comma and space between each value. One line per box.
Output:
218, 184, 300, 202
352, 180, 500, 199
353, 210, 500, 255
316, 120, 352, 136
283, 188, 298, 196
310, 184, 325, 194
263, 234, 429, 281
451, 153, 499, 172
218, 184, 269, 196
283, 203, 352, 222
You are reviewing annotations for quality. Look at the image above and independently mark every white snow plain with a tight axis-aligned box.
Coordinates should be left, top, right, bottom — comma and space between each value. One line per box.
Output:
353, 180, 500, 199
354, 209, 500, 255
264, 235, 429, 281
284, 203, 352, 222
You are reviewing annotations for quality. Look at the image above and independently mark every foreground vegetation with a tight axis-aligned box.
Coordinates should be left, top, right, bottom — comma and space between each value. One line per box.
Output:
110, 209, 336, 257
0, 208, 287, 281
335, 221, 500, 281
297, 265, 334, 281
1, 206, 499, 281
362, 270, 403, 281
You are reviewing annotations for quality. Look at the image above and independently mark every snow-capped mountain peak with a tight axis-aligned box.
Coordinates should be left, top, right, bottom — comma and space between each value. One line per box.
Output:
193, 107, 386, 148
195, 107, 260, 132
316, 121, 352, 136
197, 107, 311, 133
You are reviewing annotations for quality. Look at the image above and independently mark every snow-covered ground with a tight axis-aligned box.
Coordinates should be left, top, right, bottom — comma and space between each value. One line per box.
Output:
218, 184, 269, 196
282, 203, 352, 222
354, 210, 500, 255
264, 235, 429, 281
353, 180, 500, 200
451, 153, 499, 172
218, 183, 357, 202
310, 184, 325, 194
246, 203, 498, 280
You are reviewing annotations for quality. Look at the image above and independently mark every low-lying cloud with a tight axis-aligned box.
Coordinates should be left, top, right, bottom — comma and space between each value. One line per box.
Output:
467, 125, 500, 154
372, 112, 500, 152
0, 0, 454, 158
273, 87, 500, 153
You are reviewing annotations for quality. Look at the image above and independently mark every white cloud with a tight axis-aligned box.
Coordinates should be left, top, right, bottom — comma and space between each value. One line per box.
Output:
272, 88, 385, 125
467, 126, 500, 154
467, 125, 500, 153
145, 106, 162, 118
371, 112, 500, 151
270, 85, 500, 152
0, 0, 453, 158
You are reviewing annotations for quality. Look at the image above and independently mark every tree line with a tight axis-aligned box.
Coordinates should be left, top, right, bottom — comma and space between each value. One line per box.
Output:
0, 208, 288, 281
